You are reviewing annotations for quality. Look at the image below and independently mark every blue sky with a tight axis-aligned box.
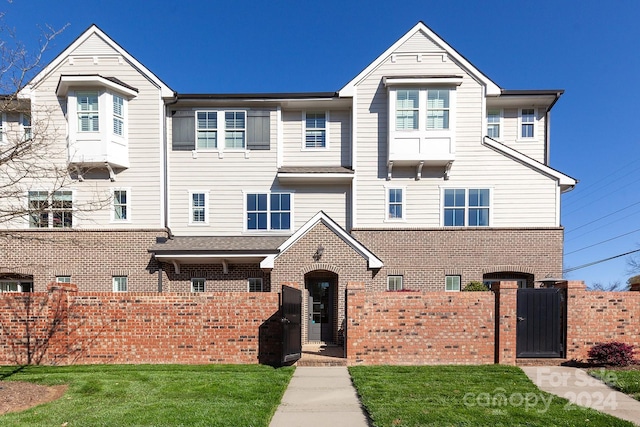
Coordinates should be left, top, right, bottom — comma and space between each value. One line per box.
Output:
4, 0, 640, 287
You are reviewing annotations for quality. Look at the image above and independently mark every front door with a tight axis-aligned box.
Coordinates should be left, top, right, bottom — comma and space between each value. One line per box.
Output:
306, 277, 334, 342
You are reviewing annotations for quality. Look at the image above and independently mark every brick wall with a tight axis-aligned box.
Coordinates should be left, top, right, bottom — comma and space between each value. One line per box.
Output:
0, 284, 282, 365
345, 282, 496, 365
352, 228, 564, 291
0, 229, 164, 292
565, 281, 640, 361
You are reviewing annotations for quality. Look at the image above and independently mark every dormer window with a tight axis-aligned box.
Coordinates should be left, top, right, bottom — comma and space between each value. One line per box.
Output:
77, 91, 99, 132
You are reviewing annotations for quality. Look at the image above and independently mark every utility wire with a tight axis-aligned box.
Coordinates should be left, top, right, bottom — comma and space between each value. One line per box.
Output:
563, 248, 640, 273
563, 176, 640, 216
565, 208, 640, 242
565, 200, 640, 234
564, 228, 640, 255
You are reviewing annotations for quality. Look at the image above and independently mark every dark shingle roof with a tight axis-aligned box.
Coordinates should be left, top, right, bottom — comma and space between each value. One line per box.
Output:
277, 166, 354, 174
148, 236, 288, 254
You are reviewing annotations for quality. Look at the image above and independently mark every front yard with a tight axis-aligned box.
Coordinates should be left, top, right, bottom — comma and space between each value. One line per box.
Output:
591, 368, 640, 401
349, 365, 634, 427
0, 364, 293, 427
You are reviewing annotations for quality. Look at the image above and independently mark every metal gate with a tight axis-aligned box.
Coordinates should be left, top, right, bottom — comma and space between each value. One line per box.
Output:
516, 288, 566, 358
280, 285, 302, 364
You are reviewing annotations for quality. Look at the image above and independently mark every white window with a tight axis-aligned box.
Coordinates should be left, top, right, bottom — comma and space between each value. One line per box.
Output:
191, 278, 205, 292
487, 110, 501, 139
520, 108, 535, 139
304, 112, 327, 148
56, 276, 71, 283
387, 275, 403, 291
248, 278, 263, 292
21, 113, 32, 140
386, 187, 405, 220
0, 281, 22, 292
0, 113, 4, 144
28, 191, 73, 228
189, 191, 208, 225
77, 91, 100, 132
112, 189, 129, 221
225, 111, 246, 149
196, 111, 217, 149
113, 94, 124, 136
395, 89, 419, 130
445, 275, 461, 292
393, 87, 455, 132
113, 276, 128, 292
442, 188, 490, 227
426, 89, 450, 129
245, 192, 292, 231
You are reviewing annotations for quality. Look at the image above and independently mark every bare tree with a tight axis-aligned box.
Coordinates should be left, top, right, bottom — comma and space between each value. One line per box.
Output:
587, 281, 629, 292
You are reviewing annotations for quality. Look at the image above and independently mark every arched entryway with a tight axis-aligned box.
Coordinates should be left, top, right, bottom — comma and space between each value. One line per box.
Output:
304, 270, 338, 344
483, 271, 534, 288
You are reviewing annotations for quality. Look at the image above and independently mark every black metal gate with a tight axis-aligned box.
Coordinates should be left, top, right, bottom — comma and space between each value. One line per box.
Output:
516, 288, 566, 358
280, 285, 302, 364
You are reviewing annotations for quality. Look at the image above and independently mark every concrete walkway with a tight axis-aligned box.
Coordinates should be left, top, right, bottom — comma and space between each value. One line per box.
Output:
269, 366, 370, 427
522, 366, 640, 426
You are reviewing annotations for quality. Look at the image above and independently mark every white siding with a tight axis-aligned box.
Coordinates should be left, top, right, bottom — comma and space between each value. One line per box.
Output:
394, 30, 444, 53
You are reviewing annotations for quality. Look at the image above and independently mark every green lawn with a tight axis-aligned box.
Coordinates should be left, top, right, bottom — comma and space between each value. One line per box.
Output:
590, 368, 640, 401
0, 364, 294, 427
349, 365, 633, 427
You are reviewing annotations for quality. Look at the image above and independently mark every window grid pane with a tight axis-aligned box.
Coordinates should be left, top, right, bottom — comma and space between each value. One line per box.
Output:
247, 193, 268, 230
388, 188, 403, 219
269, 193, 291, 230
248, 278, 263, 292
28, 191, 49, 228
445, 276, 461, 291
396, 90, 419, 130
225, 111, 246, 149
521, 109, 535, 138
52, 191, 72, 228
444, 189, 490, 227
387, 276, 403, 291
191, 278, 205, 293
191, 193, 206, 223
78, 92, 99, 132
427, 89, 450, 129
113, 276, 128, 292
487, 110, 500, 138
114, 190, 127, 220
197, 111, 218, 149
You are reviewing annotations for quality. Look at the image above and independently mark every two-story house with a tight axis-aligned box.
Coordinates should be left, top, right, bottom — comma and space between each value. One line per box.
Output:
0, 22, 575, 345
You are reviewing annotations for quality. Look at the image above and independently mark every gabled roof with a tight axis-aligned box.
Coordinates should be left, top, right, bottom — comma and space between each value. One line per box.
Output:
482, 137, 577, 192
339, 21, 501, 97
20, 24, 174, 98
260, 211, 383, 270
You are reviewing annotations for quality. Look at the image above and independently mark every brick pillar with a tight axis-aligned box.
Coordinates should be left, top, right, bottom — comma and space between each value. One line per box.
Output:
44, 282, 78, 364
494, 281, 518, 365
345, 281, 365, 366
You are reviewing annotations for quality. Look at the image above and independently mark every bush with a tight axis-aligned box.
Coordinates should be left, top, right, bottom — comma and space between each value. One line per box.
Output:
588, 342, 635, 366
462, 281, 489, 291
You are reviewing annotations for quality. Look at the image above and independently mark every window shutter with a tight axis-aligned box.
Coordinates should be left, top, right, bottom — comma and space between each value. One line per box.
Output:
247, 110, 270, 150
172, 110, 195, 151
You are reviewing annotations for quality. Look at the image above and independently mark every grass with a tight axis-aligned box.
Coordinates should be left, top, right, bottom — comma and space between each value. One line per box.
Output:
0, 364, 294, 427
349, 365, 634, 427
590, 367, 640, 401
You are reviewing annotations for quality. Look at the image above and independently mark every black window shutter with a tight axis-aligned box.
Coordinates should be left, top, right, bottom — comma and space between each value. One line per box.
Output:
247, 110, 270, 150
172, 110, 195, 151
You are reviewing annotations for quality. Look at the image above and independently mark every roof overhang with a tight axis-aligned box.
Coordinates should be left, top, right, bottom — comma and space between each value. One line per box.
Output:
482, 136, 577, 192
56, 75, 139, 97
260, 211, 383, 270
383, 76, 464, 87
277, 167, 355, 183
488, 90, 564, 109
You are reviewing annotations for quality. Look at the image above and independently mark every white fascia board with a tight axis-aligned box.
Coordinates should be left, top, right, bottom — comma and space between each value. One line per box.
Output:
56, 75, 138, 97
339, 22, 501, 97
482, 137, 577, 188
383, 76, 463, 86
20, 24, 174, 98
259, 211, 383, 270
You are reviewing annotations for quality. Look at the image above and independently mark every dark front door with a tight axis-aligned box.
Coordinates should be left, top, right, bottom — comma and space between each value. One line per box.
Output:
516, 288, 566, 358
281, 285, 301, 364
306, 277, 334, 342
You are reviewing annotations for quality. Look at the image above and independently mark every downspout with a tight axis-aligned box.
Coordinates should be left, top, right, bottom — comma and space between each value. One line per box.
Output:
544, 91, 563, 165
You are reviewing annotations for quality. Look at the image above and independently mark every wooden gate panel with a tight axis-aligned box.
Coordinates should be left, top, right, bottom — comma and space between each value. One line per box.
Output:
516, 288, 566, 358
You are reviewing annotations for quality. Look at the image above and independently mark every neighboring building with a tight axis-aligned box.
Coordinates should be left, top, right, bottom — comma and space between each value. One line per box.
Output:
0, 22, 575, 344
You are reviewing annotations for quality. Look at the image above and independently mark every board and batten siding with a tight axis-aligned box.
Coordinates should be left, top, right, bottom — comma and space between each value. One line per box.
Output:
352, 37, 560, 228
24, 37, 164, 230
281, 109, 351, 167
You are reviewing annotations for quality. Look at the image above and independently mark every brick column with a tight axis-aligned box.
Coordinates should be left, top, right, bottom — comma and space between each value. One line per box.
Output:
345, 281, 365, 366
494, 281, 518, 365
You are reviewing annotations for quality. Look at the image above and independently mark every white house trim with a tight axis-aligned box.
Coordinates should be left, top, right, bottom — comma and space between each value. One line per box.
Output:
260, 211, 383, 270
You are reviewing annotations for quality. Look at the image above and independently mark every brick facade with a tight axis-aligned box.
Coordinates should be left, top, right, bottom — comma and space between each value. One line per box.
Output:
352, 228, 564, 290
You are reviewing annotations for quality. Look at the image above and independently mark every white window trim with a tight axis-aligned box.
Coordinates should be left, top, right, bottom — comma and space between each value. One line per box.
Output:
20, 112, 32, 141
193, 109, 248, 153
26, 189, 75, 229
248, 278, 263, 292
195, 110, 218, 151
188, 190, 209, 226
445, 275, 461, 292
242, 190, 294, 233
301, 110, 330, 150
0, 281, 24, 292
55, 276, 72, 283
517, 108, 537, 141
486, 108, 502, 140
112, 276, 128, 292
389, 87, 457, 134
111, 187, 131, 223
112, 93, 127, 141
387, 275, 404, 291
191, 278, 206, 292
68, 89, 129, 148
439, 187, 493, 227
0, 112, 6, 144
384, 185, 406, 222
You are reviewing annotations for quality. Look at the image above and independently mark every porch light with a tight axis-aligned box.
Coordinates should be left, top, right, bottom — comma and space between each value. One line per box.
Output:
313, 245, 324, 261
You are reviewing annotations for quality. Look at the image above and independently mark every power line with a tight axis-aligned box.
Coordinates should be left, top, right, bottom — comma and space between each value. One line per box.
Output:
563, 176, 640, 216
565, 208, 640, 242
565, 200, 640, 234
564, 228, 640, 255
562, 248, 640, 273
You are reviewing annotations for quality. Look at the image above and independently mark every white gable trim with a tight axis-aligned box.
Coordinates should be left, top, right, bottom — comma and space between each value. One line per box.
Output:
482, 136, 577, 191
339, 22, 501, 97
19, 24, 174, 98
260, 211, 383, 270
